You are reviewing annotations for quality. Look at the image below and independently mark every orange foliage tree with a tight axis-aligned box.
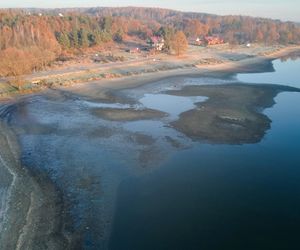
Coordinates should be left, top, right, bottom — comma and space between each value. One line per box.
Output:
171, 31, 188, 56
0, 48, 33, 89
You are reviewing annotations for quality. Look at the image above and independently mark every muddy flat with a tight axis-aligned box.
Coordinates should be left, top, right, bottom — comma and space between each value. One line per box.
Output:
91, 108, 166, 121
167, 84, 300, 144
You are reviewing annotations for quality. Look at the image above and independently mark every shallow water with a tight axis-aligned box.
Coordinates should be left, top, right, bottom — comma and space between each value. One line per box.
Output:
140, 94, 207, 120
1, 55, 300, 249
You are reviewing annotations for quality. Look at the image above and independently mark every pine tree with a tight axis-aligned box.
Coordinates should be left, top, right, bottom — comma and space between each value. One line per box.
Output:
113, 29, 123, 43
70, 29, 79, 48
78, 28, 89, 48
57, 32, 71, 48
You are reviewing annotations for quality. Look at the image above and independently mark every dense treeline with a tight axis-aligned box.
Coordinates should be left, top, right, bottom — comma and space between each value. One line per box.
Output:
0, 10, 59, 83
0, 10, 155, 84
0, 7, 300, 81
79, 7, 300, 44
0, 9, 160, 83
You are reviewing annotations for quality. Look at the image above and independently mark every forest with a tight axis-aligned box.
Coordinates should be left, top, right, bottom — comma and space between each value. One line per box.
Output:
1, 7, 300, 79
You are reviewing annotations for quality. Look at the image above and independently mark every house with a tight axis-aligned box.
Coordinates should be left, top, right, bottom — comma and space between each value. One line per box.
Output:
147, 36, 165, 51
191, 36, 224, 46
191, 37, 204, 46
125, 47, 141, 54
204, 36, 224, 46
195, 37, 203, 45
31, 80, 41, 85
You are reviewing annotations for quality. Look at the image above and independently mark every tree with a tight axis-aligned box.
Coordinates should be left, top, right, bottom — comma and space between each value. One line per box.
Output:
156, 26, 175, 52
98, 31, 112, 43
113, 29, 124, 43
87, 32, 97, 46
56, 32, 71, 49
184, 19, 208, 37
171, 31, 188, 56
267, 24, 280, 44
70, 29, 79, 48
101, 16, 113, 32
255, 30, 264, 43
78, 28, 89, 47
0, 48, 32, 90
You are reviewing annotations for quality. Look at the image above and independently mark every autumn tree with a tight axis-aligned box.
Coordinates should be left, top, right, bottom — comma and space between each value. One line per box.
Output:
171, 31, 188, 56
184, 19, 208, 37
1, 8, 300, 76
156, 26, 175, 52
255, 29, 264, 43
266, 24, 280, 44
0, 48, 32, 89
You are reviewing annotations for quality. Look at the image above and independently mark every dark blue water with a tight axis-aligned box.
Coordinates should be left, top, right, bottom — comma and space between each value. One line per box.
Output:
5, 55, 300, 249
109, 59, 300, 250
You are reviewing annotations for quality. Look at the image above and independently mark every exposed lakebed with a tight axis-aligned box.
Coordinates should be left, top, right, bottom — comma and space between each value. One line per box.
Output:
1, 54, 300, 249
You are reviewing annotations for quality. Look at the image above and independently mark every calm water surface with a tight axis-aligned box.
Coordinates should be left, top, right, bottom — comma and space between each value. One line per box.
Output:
110, 58, 300, 250
5, 56, 300, 250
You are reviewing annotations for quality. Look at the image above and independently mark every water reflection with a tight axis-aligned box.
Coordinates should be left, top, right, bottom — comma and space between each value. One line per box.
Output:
238, 56, 300, 87
280, 51, 300, 62
110, 58, 300, 250
1, 55, 300, 249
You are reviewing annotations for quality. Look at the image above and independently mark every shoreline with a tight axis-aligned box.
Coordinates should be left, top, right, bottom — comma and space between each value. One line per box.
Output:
40, 45, 300, 90
1, 45, 299, 103
0, 44, 299, 249
60, 45, 300, 101
0, 107, 73, 249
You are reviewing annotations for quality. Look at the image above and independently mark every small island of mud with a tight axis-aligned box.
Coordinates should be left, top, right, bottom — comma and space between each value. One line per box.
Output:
167, 84, 300, 144
91, 108, 166, 121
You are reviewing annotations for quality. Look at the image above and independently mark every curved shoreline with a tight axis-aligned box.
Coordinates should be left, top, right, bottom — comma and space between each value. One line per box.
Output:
0, 107, 72, 250
55, 46, 298, 107
0, 45, 299, 249
1, 45, 299, 102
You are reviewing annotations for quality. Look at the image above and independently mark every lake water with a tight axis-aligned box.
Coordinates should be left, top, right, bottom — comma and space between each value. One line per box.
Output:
2, 55, 300, 250
109, 58, 300, 250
